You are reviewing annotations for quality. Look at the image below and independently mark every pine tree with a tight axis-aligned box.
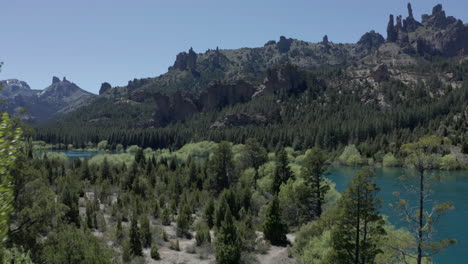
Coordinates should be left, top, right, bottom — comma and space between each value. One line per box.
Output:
209, 141, 235, 193
101, 157, 111, 181
134, 148, 145, 166
272, 147, 293, 194
176, 201, 192, 238
204, 198, 215, 228
129, 215, 143, 256
262, 195, 288, 246
331, 167, 386, 264
302, 147, 329, 219
140, 215, 152, 248
215, 208, 241, 264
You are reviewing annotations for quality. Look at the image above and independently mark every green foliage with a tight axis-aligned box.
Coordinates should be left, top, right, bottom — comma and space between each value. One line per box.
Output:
150, 243, 161, 260
302, 147, 329, 217
462, 140, 468, 154
382, 153, 399, 167
331, 167, 386, 264
97, 140, 108, 150
263, 195, 288, 246
161, 207, 171, 226
0, 113, 22, 248
43, 225, 112, 264
195, 220, 211, 246
440, 154, 459, 170
140, 215, 152, 248
1, 246, 33, 264
338, 144, 365, 166
215, 208, 241, 264
209, 141, 235, 193
129, 216, 143, 257
176, 200, 192, 238
204, 198, 215, 228
272, 147, 293, 194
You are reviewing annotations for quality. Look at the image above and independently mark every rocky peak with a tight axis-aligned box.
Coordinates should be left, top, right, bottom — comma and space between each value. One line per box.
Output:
99, 82, 112, 95
170, 47, 198, 72
421, 4, 456, 29
356, 31, 385, 52
387, 15, 397, 42
52, 76, 61, 84
403, 3, 421, 32
322, 35, 329, 45
277, 36, 294, 53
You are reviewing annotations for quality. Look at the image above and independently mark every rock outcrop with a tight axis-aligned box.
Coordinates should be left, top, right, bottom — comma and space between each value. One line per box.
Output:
210, 113, 268, 129
255, 64, 307, 97
170, 47, 198, 72
200, 80, 256, 112
356, 31, 385, 52
99, 82, 112, 95
385, 4, 468, 57
371, 64, 389, 82
277, 36, 294, 53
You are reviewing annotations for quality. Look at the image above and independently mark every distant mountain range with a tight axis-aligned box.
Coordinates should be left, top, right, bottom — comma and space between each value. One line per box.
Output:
0, 76, 95, 122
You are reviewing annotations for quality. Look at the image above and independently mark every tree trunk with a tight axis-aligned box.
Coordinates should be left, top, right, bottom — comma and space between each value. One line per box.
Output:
417, 167, 424, 264
355, 188, 361, 264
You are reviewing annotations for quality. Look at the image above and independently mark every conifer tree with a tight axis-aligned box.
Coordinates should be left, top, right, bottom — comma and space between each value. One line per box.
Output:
331, 167, 386, 264
129, 215, 143, 256
272, 147, 293, 194
209, 141, 235, 193
101, 157, 111, 181
263, 195, 288, 246
215, 208, 241, 264
302, 147, 329, 218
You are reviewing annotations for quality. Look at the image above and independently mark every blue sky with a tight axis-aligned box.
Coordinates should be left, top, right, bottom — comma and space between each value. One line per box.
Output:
1, 0, 467, 94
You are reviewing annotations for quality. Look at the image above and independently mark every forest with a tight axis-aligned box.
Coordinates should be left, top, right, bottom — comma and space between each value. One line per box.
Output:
0, 117, 460, 263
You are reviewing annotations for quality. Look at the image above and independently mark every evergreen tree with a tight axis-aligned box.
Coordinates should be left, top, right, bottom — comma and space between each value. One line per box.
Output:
101, 157, 111, 181
204, 198, 215, 228
129, 215, 143, 256
134, 147, 145, 166
272, 147, 293, 194
176, 201, 192, 238
215, 208, 241, 264
209, 141, 235, 193
263, 195, 288, 246
140, 215, 152, 248
331, 167, 386, 264
243, 138, 268, 186
302, 147, 329, 218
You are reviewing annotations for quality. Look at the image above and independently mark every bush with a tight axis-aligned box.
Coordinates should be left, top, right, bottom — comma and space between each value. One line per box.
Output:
440, 154, 459, 170
97, 140, 108, 150
338, 145, 364, 166
195, 221, 211, 246
382, 153, 399, 167
150, 243, 160, 260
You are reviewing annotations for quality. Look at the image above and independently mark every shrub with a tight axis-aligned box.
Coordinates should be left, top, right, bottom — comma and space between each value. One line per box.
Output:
338, 145, 364, 166
150, 243, 160, 260
382, 153, 399, 167
440, 154, 459, 170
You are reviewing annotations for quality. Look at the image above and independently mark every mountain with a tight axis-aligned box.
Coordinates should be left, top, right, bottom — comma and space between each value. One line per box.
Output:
0, 76, 96, 122
36, 3, 468, 152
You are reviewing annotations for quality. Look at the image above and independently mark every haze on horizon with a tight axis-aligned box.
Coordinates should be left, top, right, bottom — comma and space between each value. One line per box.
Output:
1, 0, 467, 94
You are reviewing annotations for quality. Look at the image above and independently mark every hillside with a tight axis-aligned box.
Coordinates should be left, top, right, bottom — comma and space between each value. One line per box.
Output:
0, 76, 96, 122
36, 3, 468, 154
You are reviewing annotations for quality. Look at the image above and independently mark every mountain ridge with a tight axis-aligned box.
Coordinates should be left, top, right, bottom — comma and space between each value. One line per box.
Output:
34, 3, 468, 152
0, 76, 96, 122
